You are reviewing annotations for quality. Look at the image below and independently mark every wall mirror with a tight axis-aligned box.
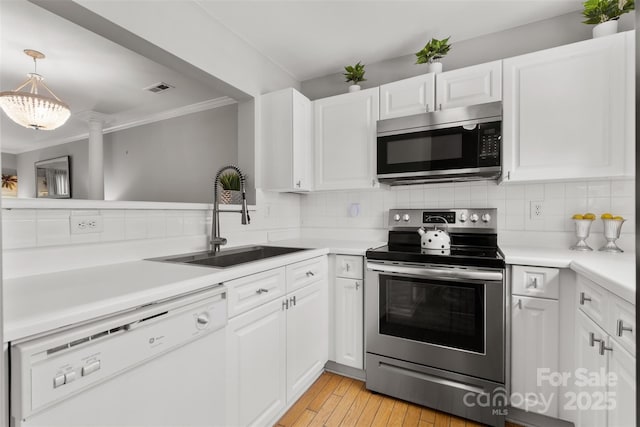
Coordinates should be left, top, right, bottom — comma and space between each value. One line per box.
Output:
35, 156, 71, 199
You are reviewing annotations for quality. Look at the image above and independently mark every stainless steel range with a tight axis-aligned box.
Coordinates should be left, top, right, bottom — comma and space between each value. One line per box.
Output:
365, 208, 508, 427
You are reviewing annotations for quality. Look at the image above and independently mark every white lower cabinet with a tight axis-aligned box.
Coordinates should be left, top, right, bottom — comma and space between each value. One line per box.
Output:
226, 298, 286, 427
225, 257, 329, 427
334, 277, 363, 369
511, 295, 559, 416
573, 276, 636, 427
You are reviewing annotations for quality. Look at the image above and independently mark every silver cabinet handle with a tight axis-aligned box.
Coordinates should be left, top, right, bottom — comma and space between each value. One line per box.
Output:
507, 171, 511, 180
355, 281, 360, 290
589, 332, 602, 347
426, 103, 429, 112
617, 319, 633, 336
599, 341, 613, 356
580, 292, 592, 305
256, 288, 269, 294
345, 263, 351, 272
305, 271, 315, 277
526, 277, 538, 289
196, 314, 209, 326
296, 181, 301, 188
290, 296, 296, 307
515, 299, 522, 309
282, 299, 289, 311
439, 103, 442, 110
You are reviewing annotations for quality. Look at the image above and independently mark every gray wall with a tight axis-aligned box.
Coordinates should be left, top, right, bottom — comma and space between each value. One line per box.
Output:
1, 153, 17, 175
104, 104, 238, 203
16, 140, 89, 199
301, 11, 635, 100
12, 104, 238, 202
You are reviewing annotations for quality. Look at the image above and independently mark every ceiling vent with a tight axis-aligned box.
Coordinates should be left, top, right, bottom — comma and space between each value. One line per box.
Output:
144, 82, 174, 93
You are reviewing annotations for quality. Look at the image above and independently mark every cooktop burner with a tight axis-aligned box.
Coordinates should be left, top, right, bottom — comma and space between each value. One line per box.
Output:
366, 208, 505, 268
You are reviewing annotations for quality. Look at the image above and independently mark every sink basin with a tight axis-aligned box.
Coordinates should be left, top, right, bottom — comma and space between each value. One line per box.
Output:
151, 245, 307, 268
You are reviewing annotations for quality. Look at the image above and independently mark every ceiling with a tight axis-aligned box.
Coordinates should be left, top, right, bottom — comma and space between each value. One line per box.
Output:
196, 0, 583, 81
0, 0, 229, 154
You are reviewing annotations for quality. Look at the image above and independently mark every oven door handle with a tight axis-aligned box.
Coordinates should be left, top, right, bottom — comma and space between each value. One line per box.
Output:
367, 262, 503, 282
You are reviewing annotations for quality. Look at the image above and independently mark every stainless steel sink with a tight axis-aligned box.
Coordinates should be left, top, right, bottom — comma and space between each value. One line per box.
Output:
150, 245, 308, 268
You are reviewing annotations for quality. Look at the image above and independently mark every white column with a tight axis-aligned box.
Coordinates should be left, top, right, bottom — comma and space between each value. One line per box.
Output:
88, 119, 104, 200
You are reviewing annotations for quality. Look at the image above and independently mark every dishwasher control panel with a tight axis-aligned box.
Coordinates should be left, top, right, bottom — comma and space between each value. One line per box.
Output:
11, 286, 227, 421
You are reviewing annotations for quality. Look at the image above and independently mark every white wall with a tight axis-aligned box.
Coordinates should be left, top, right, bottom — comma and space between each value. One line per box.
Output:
301, 11, 635, 100
299, 178, 635, 249
104, 104, 238, 203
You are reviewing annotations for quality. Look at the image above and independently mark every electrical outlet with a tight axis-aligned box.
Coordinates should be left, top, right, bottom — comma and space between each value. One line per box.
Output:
530, 201, 544, 219
70, 215, 103, 234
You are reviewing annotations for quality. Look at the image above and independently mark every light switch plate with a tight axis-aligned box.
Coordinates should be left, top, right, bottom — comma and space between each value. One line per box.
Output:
70, 215, 103, 234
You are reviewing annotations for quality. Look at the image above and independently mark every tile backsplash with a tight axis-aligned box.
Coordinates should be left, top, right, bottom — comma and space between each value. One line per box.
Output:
300, 178, 635, 238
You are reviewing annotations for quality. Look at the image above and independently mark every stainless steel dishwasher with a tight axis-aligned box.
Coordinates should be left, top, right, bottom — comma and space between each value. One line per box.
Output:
10, 285, 227, 427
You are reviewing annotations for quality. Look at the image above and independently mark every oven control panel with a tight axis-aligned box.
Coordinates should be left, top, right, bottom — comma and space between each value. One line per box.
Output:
389, 208, 497, 231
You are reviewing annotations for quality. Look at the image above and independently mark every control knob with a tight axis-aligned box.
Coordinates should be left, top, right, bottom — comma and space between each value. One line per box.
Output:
481, 213, 492, 223
402, 214, 410, 222
196, 313, 210, 329
393, 214, 401, 222
469, 213, 479, 223
459, 213, 468, 223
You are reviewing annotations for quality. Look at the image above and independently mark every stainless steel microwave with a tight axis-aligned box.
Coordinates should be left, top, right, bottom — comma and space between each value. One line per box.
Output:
376, 101, 502, 185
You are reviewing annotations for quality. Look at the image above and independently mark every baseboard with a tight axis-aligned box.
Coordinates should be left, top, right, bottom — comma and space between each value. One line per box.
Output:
506, 406, 574, 427
324, 361, 366, 381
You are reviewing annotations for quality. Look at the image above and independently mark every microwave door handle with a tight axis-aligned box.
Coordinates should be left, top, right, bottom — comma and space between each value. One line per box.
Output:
367, 262, 503, 282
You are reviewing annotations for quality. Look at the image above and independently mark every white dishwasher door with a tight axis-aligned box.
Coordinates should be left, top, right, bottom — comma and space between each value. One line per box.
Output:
11, 285, 227, 427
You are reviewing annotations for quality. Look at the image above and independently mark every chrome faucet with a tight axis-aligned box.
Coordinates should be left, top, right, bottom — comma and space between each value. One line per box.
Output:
211, 165, 250, 253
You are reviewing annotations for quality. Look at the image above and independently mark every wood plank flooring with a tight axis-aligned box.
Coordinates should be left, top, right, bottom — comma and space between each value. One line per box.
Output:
276, 372, 522, 427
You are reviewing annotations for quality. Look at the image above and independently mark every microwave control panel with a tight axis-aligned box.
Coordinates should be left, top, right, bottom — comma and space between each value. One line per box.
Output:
478, 123, 501, 166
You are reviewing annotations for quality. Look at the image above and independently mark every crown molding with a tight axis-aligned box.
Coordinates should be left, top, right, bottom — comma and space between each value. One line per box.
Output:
7, 96, 238, 154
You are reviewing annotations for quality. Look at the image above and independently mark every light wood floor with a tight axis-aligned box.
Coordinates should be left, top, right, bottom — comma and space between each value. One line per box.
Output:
275, 372, 522, 427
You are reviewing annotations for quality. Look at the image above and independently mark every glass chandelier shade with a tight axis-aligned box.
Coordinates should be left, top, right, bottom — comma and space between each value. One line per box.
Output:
0, 50, 70, 130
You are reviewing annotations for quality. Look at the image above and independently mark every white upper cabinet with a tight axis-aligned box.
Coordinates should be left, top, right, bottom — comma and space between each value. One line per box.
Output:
313, 88, 379, 190
502, 32, 634, 182
261, 88, 313, 192
435, 60, 502, 110
379, 73, 435, 119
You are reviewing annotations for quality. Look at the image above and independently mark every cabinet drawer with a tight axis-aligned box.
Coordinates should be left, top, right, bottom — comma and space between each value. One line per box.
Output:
226, 268, 286, 318
335, 255, 363, 279
576, 275, 609, 326
512, 265, 559, 299
286, 256, 327, 293
608, 294, 636, 356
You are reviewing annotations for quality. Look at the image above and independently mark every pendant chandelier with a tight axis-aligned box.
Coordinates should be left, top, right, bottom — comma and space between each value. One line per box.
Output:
0, 49, 70, 130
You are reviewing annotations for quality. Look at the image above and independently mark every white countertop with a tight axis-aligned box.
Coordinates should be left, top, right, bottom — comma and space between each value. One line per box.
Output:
4, 246, 328, 342
501, 245, 636, 304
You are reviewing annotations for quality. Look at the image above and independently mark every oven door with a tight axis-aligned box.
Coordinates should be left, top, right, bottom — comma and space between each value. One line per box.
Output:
365, 261, 505, 383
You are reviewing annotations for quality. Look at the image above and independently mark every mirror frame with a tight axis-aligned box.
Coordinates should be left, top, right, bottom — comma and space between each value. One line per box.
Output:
35, 156, 72, 199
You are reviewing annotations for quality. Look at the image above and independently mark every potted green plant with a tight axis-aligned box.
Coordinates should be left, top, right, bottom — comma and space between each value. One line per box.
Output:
415, 36, 451, 74
218, 171, 241, 204
582, 0, 634, 38
343, 62, 367, 92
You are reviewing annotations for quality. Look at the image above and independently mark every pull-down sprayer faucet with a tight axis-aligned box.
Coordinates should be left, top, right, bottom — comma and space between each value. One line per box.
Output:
210, 165, 250, 253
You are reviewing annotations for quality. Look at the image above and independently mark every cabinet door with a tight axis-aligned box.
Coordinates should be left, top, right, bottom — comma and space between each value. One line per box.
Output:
503, 33, 629, 182
314, 88, 379, 190
573, 310, 608, 427
435, 60, 501, 109
292, 88, 313, 191
511, 296, 559, 416
607, 338, 636, 427
286, 279, 328, 403
261, 88, 312, 192
334, 277, 364, 369
379, 73, 435, 119
226, 298, 286, 427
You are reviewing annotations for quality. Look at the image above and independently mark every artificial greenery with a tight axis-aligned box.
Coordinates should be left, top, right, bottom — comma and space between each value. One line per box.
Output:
582, 0, 634, 24
219, 172, 241, 191
343, 62, 367, 84
415, 37, 451, 64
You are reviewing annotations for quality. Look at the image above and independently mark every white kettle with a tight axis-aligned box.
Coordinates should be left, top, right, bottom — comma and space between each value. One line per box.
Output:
417, 216, 451, 251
